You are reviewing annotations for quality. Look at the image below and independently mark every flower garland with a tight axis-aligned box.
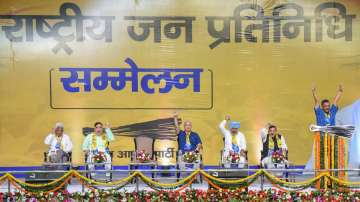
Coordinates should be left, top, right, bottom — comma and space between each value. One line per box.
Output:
142, 175, 197, 192
1, 169, 360, 194
314, 131, 349, 190
7, 171, 72, 188
200, 169, 263, 184
91, 133, 108, 150
72, 170, 137, 186
137, 169, 200, 188
204, 174, 258, 191
2, 189, 360, 201
263, 170, 328, 190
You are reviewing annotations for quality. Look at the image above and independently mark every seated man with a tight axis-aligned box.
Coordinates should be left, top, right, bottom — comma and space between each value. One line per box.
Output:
174, 114, 202, 170
82, 122, 114, 177
219, 115, 247, 168
44, 122, 73, 163
261, 124, 288, 169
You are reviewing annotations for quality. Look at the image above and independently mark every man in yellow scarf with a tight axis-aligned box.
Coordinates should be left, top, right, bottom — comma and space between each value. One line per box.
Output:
261, 125, 288, 169
174, 113, 202, 179
82, 122, 114, 177
219, 115, 247, 168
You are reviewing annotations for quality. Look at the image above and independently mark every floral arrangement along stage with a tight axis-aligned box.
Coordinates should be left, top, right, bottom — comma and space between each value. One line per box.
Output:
136, 150, 152, 163
271, 151, 285, 164
1, 189, 360, 202
3, 169, 360, 201
183, 151, 200, 163
226, 152, 241, 163
92, 151, 107, 163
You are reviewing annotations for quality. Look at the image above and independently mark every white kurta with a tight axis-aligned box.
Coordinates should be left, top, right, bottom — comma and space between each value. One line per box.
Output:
44, 133, 73, 153
219, 120, 247, 158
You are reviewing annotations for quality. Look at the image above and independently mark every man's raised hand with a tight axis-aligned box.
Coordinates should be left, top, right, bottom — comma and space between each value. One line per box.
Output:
338, 84, 344, 93
312, 84, 317, 93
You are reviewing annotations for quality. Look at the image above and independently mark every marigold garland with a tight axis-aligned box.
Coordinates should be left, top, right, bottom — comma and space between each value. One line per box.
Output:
0, 168, 360, 193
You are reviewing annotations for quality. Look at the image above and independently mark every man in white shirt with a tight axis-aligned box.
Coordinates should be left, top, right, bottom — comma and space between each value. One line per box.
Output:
44, 122, 73, 163
219, 115, 247, 168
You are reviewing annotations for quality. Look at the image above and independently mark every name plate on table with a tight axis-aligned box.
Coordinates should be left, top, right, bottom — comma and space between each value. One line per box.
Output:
25, 172, 66, 183
210, 170, 248, 178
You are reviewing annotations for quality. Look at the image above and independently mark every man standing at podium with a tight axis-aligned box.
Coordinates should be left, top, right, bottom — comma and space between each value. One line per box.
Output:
310, 85, 346, 186
219, 115, 247, 168
82, 122, 114, 177
313, 85, 343, 127
306, 85, 344, 169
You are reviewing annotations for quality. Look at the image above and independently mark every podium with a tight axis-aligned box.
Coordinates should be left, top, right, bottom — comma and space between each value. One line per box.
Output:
313, 131, 348, 189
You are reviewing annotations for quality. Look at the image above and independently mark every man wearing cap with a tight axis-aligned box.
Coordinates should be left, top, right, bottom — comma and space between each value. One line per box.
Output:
44, 122, 73, 163
219, 115, 247, 168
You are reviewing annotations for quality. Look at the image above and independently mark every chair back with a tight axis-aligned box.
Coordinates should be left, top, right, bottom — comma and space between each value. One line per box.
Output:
134, 136, 155, 159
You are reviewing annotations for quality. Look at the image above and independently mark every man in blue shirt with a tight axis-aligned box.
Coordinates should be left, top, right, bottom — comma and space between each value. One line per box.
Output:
312, 85, 343, 126
174, 113, 202, 174
174, 114, 202, 153
305, 85, 343, 172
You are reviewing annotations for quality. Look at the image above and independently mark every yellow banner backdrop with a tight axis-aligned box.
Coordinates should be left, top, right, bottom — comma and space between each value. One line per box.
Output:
0, 0, 359, 166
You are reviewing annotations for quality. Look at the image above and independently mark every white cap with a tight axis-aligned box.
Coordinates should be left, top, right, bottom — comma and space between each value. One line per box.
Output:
54, 122, 64, 129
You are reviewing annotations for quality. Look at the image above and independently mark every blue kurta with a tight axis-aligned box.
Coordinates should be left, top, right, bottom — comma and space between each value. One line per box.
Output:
314, 104, 338, 126
177, 130, 202, 153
